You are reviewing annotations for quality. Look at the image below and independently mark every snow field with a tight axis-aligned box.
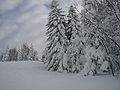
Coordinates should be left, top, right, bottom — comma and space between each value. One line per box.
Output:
0, 61, 120, 90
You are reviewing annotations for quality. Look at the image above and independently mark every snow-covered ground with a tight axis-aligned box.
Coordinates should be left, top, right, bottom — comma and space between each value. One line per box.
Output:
0, 61, 120, 90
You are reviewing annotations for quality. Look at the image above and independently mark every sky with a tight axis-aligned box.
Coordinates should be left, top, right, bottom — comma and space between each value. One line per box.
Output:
0, 0, 82, 56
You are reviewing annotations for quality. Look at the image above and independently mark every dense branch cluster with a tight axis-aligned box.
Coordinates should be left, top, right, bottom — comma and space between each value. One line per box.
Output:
42, 0, 120, 76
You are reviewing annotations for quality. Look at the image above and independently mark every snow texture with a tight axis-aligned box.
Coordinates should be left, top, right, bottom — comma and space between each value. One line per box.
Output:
0, 61, 120, 90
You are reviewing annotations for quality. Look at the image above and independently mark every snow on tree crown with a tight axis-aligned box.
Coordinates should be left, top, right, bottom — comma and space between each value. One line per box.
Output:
51, 0, 59, 9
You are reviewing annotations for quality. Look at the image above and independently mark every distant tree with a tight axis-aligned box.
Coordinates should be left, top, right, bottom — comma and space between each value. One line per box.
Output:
18, 43, 38, 61
0, 43, 38, 61
2, 47, 10, 61
0, 47, 18, 61
18, 43, 30, 61
9, 48, 18, 61
0, 53, 4, 62
28, 44, 38, 61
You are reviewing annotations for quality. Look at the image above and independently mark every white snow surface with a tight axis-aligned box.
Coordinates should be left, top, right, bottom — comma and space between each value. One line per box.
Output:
0, 61, 120, 90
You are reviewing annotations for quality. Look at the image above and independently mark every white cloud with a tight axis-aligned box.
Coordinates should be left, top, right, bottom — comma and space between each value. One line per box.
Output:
0, 0, 21, 11
0, 24, 17, 41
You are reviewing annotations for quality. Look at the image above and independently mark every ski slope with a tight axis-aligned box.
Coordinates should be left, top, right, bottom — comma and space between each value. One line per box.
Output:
0, 61, 120, 90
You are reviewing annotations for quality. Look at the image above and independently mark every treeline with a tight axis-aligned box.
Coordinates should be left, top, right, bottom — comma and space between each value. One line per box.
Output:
0, 43, 38, 62
42, 0, 120, 76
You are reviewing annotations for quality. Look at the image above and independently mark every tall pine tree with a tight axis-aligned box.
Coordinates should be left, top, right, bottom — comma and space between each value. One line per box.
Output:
66, 5, 84, 73
43, 0, 68, 72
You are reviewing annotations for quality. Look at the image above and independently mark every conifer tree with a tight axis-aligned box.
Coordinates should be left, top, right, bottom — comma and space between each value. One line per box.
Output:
66, 5, 84, 73
43, 0, 68, 72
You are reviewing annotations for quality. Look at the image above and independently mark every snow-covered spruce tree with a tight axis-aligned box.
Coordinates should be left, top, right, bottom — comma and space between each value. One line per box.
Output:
43, 0, 68, 72
79, 0, 120, 76
65, 5, 84, 73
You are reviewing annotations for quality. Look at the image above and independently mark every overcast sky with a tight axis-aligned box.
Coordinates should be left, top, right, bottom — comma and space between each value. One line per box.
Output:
0, 0, 82, 55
